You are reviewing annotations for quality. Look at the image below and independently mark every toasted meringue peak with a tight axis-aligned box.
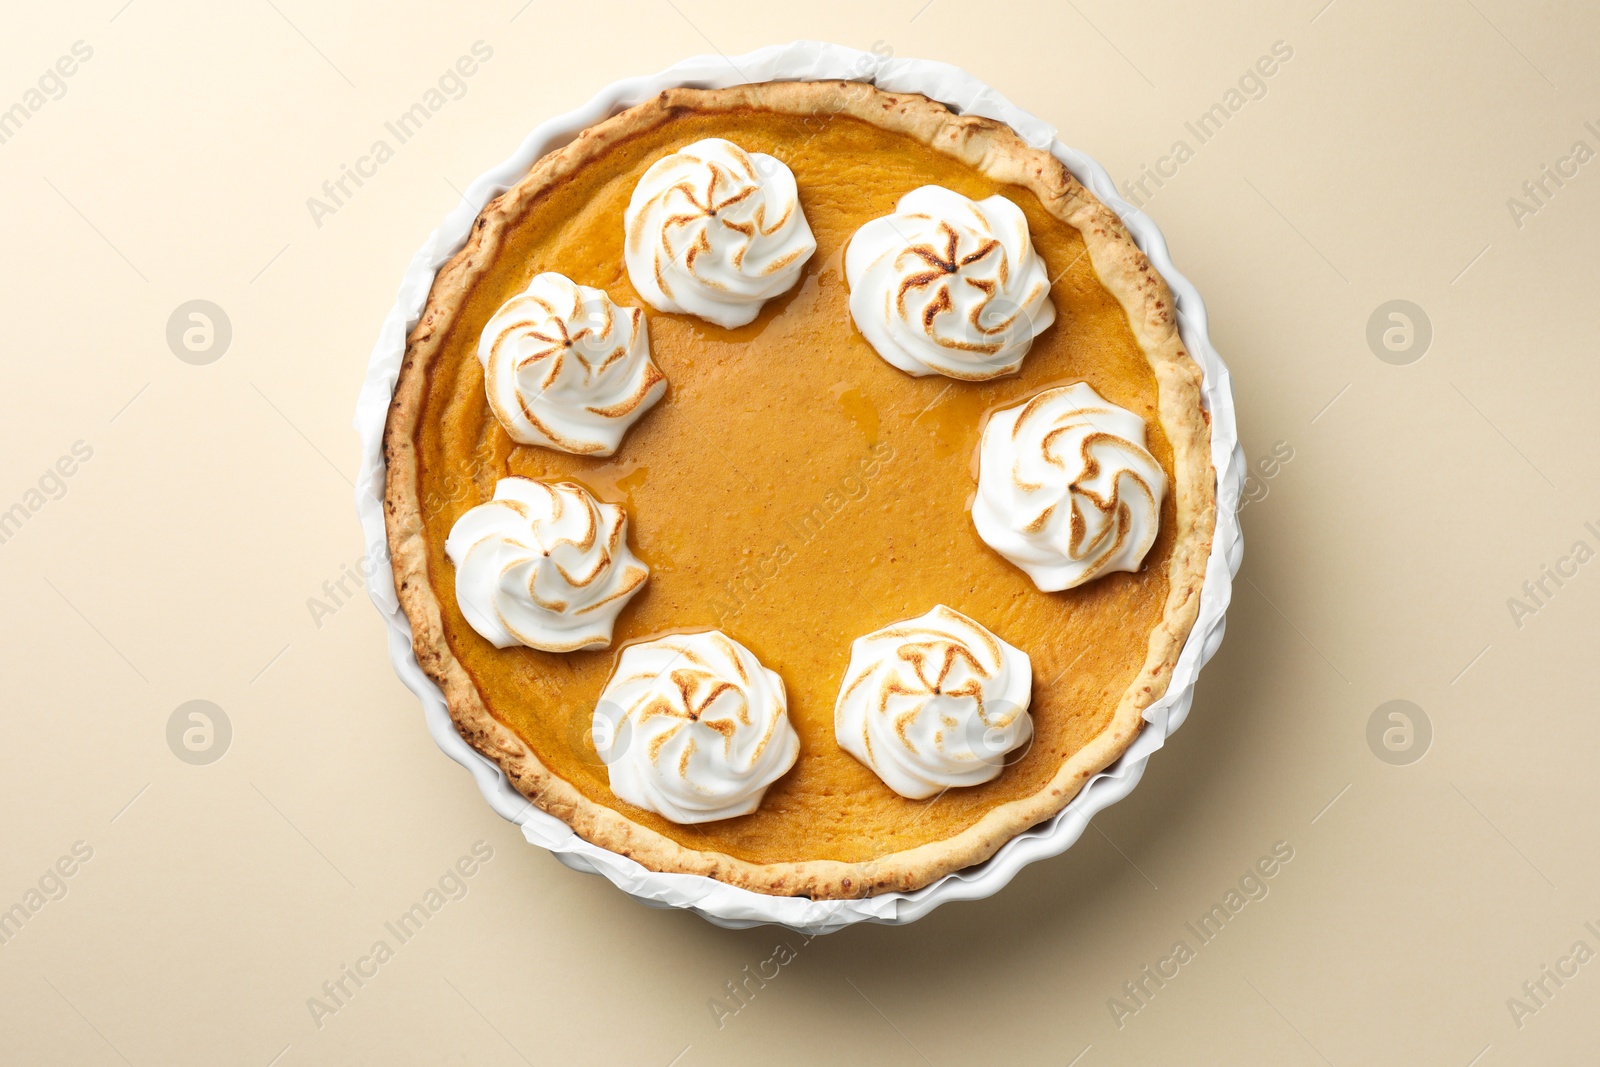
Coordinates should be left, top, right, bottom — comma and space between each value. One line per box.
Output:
844, 185, 1056, 381
478, 273, 665, 456
444, 478, 648, 652
623, 138, 817, 329
974, 382, 1166, 591
834, 606, 1033, 799
594, 631, 799, 824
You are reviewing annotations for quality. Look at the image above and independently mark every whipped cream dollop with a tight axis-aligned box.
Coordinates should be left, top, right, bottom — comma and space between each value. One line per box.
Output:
623, 138, 816, 329
844, 185, 1056, 380
478, 272, 665, 456
834, 605, 1033, 799
444, 478, 648, 652
973, 382, 1166, 592
594, 631, 799, 824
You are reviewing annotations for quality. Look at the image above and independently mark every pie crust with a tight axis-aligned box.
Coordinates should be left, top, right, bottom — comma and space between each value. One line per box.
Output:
383, 81, 1215, 899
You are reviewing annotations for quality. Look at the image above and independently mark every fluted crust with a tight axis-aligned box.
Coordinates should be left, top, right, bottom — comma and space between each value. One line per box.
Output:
595, 631, 800, 824
385, 81, 1216, 899
845, 185, 1055, 380
974, 382, 1166, 591
835, 605, 1033, 799
623, 137, 817, 328
445, 478, 648, 652
478, 272, 665, 457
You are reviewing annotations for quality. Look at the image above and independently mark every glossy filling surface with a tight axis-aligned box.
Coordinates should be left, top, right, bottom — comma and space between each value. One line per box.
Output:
415, 109, 1175, 865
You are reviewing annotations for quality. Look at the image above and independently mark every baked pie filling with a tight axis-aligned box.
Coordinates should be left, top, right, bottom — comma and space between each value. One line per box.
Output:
384, 82, 1213, 897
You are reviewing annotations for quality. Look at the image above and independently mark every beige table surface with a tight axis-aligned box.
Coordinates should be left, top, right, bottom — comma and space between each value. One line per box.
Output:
3, 1, 1596, 1064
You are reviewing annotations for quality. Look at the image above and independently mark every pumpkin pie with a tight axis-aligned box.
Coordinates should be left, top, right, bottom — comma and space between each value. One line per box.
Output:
382, 80, 1215, 899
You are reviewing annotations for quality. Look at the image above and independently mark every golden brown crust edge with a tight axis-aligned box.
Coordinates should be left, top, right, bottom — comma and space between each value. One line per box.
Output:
382, 81, 1217, 900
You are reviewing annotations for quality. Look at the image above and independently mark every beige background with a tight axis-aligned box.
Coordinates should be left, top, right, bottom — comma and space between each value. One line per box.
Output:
2, 0, 1595, 1063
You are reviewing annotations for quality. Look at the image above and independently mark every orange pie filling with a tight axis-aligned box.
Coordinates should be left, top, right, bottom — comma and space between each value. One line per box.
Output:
411, 108, 1177, 867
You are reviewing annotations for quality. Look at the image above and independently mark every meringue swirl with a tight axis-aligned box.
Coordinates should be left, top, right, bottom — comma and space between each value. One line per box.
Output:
444, 478, 648, 652
844, 185, 1056, 381
594, 631, 799, 824
623, 138, 816, 329
478, 272, 665, 456
835, 605, 1033, 799
973, 382, 1166, 592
